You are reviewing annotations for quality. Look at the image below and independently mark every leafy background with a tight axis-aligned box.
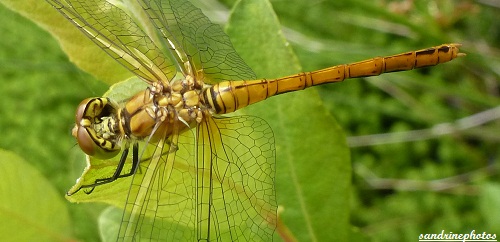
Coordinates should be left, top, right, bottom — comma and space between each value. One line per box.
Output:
0, 0, 498, 241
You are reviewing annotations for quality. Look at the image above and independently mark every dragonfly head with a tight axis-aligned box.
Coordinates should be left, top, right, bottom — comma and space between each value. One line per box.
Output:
73, 98, 121, 159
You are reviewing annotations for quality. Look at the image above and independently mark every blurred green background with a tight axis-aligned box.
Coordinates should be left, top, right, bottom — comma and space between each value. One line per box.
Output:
0, 0, 499, 241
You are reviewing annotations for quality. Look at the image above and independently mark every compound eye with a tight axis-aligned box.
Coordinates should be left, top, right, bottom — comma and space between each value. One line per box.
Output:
74, 125, 121, 159
75, 98, 93, 124
75, 125, 98, 157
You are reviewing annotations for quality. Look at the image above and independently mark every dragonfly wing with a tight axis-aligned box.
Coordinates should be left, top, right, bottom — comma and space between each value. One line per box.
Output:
140, 0, 257, 82
196, 115, 277, 241
117, 127, 196, 241
117, 115, 276, 241
46, 0, 176, 83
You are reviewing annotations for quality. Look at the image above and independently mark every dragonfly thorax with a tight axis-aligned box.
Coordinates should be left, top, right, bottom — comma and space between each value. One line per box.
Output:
123, 78, 206, 140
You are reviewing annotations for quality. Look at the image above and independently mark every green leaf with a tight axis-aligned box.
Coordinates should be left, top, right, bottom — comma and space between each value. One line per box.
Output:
0, 0, 131, 85
0, 149, 72, 242
98, 206, 194, 242
226, 0, 351, 241
479, 183, 500, 234
99, 207, 121, 242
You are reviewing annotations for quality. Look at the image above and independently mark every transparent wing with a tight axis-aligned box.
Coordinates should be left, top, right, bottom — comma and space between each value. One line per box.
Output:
46, 0, 176, 84
117, 125, 190, 241
139, 0, 257, 82
47, 0, 256, 84
195, 116, 276, 240
118, 115, 276, 241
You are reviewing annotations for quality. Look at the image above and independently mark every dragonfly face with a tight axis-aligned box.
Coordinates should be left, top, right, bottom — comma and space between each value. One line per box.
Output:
73, 97, 121, 159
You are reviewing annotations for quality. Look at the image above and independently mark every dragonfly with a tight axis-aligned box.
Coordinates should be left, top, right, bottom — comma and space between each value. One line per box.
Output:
46, 0, 463, 241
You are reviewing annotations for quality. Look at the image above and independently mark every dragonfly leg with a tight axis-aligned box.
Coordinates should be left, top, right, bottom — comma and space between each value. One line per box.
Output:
70, 143, 140, 195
